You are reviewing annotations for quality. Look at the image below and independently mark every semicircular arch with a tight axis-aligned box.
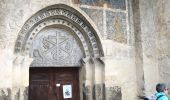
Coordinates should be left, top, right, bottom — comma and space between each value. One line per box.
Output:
14, 4, 104, 58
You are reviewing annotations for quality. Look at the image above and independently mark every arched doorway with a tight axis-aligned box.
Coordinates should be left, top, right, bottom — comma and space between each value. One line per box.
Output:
29, 67, 80, 100
14, 4, 104, 100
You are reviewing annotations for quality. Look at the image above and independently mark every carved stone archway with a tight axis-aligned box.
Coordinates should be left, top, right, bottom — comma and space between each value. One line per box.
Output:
14, 4, 104, 100
14, 4, 103, 57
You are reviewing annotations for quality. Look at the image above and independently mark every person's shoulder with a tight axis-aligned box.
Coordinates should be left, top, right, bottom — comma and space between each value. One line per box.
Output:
159, 95, 168, 100
156, 92, 168, 100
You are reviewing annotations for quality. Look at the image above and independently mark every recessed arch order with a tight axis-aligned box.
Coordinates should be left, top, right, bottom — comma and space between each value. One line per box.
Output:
14, 4, 104, 60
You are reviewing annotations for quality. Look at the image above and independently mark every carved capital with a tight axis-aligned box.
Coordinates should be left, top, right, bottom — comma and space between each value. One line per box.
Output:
97, 57, 105, 65
80, 57, 90, 64
13, 55, 25, 65
90, 57, 105, 65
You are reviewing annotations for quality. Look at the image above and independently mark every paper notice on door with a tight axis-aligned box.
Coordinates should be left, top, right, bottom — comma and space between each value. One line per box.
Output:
63, 85, 72, 99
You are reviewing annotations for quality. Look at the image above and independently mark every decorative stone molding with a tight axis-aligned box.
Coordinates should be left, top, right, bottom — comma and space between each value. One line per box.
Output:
80, 57, 105, 64
96, 57, 105, 65
14, 4, 104, 59
80, 57, 90, 64
89, 57, 105, 65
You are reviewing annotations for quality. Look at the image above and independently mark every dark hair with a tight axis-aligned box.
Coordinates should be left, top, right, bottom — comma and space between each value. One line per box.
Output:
144, 98, 149, 100
156, 83, 167, 92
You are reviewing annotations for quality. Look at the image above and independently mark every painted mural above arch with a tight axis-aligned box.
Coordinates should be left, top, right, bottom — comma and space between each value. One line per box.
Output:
14, 4, 104, 59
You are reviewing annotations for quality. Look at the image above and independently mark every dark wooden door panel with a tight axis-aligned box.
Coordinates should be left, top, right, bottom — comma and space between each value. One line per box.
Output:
29, 84, 50, 100
29, 67, 80, 100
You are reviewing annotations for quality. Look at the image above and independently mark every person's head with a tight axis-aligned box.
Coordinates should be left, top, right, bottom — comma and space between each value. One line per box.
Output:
156, 83, 169, 94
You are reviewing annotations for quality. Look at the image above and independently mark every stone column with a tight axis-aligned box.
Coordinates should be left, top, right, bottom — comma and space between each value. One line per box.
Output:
93, 58, 105, 100
20, 56, 33, 100
83, 58, 94, 100
12, 55, 32, 100
104, 57, 122, 100
12, 55, 23, 100
138, 0, 159, 95
131, 0, 145, 97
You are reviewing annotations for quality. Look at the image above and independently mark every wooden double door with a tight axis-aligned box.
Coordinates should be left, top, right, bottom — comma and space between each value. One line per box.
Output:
29, 67, 80, 100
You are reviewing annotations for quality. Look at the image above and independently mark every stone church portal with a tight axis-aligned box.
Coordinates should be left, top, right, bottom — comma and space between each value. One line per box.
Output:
0, 0, 169, 100
14, 4, 105, 100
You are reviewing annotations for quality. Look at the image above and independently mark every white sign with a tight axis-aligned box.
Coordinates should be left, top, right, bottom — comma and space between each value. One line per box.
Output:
63, 85, 72, 99
56, 83, 60, 87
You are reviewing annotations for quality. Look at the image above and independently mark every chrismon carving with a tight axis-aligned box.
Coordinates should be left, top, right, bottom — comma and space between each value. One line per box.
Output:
15, 5, 102, 58
26, 19, 90, 58
30, 28, 83, 66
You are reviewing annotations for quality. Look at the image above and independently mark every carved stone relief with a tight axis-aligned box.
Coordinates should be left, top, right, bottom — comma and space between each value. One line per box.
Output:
0, 88, 11, 100
106, 86, 122, 100
30, 28, 83, 66
94, 84, 105, 100
15, 6, 101, 58
83, 84, 92, 100
26, 19, 90, 58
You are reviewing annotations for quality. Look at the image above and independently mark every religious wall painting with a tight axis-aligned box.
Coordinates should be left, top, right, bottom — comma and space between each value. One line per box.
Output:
105, 0, 126, 10
106, 11, 127, 44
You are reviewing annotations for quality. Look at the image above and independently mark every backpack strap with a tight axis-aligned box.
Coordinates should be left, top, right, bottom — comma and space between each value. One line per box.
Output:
157, 95, 164, 100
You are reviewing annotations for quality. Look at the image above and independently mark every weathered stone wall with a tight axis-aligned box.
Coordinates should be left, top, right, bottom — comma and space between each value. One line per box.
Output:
155, 0, 170, 88
138, 0, 159, 94
137, 0, 170, 96
80, 0, 137, 99
0, 0, 139, 100
103, 41, 137, 100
